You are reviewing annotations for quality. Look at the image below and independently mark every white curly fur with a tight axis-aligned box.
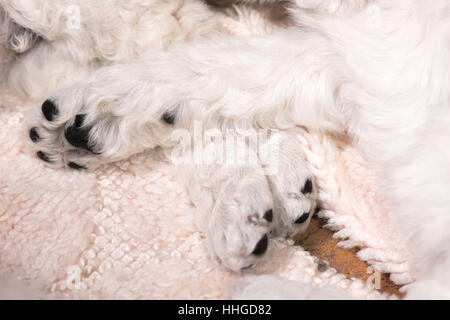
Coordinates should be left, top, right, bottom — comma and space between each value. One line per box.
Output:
1, 0, 316, 279
1, 0, 450, 299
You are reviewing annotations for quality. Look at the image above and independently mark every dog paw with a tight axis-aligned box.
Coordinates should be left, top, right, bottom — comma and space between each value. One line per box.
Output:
188, 131, 317, 271
203, 166, 274, 272
28, 95, 116, 170
269, 170, 317, 237
27, 79, 171, 170
263, 131, 318, 237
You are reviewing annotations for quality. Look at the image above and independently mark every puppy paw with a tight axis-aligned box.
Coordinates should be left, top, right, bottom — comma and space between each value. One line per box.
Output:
27, 76, 173, 170
28, 95, 118, 170
263, 131, 318, 237
203, 166, 274, 272
269, 169, 317, 237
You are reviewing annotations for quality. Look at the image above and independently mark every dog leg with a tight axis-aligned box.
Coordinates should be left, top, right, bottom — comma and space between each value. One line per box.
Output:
177, 129, 317, 271
27, 58, 187, 170
264, 130, 318, 237
180, 161, 274, 272
28, 28, 348, 169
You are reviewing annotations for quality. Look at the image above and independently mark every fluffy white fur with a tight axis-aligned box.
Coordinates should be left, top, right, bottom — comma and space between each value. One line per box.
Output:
1, 0, 316, 278
1, 0, 450, 299
0, 7, 38, 64
0, 0, 225, 98
178, 130, 317, 271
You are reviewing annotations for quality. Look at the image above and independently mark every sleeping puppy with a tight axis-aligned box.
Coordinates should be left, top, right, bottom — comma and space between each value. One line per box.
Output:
0, 0, 316, 275
27, 0, 450, 299
6, 0, 449, 299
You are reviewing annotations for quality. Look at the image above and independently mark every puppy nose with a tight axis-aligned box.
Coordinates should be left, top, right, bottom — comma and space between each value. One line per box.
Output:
252, 235, 268, 255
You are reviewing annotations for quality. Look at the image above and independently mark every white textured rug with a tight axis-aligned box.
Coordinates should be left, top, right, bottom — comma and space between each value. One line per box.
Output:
0, 91, 411, 299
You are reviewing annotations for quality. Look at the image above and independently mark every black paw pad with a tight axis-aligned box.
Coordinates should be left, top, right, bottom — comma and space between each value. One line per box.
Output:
42, 100, 58, 121
74, 114, 85, 128
263, 209, 273, 222
252, 235, 268, 255
68, 162, 86, 170
65, 115, 95, 152
37, 151, 51, 163
295, 212, 310, 224
29, 127, 40, 142
301, 178, 313, 194
161, 111, 175, 125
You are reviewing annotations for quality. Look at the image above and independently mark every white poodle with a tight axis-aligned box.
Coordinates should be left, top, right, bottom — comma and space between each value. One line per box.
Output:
1, 0, 316, 279
1, 0, 449, 299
